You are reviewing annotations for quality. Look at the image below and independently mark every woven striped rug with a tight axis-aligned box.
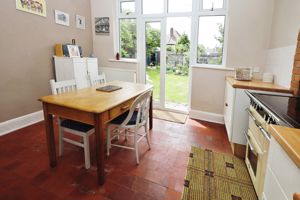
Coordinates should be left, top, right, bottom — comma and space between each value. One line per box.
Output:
182, 146, 258, 200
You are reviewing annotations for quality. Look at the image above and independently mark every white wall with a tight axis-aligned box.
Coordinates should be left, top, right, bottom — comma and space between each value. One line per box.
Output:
190, 67, 234, 116
226, 0, 273, 69
264, 45, 295, 88
90, 0, 138, 72
263, 0, 300, 88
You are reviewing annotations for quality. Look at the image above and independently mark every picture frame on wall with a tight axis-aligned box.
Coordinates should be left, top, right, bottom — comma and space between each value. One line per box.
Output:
76, 15, 85, 30
67, 45, 80, 58
54, 10, 70, 26
16, 0, 47, 17
95, 17, 110, 35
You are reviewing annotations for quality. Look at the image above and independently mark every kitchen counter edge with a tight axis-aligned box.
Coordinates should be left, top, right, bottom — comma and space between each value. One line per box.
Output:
226, 76, 292, 93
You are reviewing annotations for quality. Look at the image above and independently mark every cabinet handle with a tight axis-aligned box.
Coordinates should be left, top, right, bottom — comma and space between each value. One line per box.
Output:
121, 105, 130, 110
225, 103, 228, 107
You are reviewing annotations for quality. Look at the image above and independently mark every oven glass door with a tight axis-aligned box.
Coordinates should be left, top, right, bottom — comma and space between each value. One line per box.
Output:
247, 143, 258, 176
245, 128, 263, 179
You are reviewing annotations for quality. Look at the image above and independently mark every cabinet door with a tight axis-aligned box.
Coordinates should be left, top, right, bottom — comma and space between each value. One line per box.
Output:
73, 59, 88, 89
263, 166, 288, 200
54, 57, 75, 81
266, 138, 300, 199
231, 89, 250, 145
86, 58, 98, 76
224, 82, 235, 141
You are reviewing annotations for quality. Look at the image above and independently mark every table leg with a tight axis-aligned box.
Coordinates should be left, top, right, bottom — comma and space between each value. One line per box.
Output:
43, 103, 57, 168
149, 94, 153, 130
94, 113, 105, 185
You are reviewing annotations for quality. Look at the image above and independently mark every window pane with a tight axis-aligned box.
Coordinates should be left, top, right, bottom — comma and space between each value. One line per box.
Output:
168, 0, 192, 13
143, 0, 164, 14
202, 0, 224, 10
120, 19, 137, 58
120, 1, 135, 14
197, 16, 225, 65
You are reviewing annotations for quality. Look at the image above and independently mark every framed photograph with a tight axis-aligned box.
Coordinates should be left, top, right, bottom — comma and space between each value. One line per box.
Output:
67, 45, 80, 58
16, 0, 47, 17
54, 10, 69, 26
76, 15, 85, 30
95, 17, 110, 35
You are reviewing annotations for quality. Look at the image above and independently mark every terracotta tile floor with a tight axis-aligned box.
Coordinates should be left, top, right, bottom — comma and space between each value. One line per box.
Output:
0, 118, 232, 200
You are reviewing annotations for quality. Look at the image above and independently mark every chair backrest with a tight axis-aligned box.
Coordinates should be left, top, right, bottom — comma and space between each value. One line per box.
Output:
120, 90, 152, 127
50, 79, 77, 95
89, 73, 106, 86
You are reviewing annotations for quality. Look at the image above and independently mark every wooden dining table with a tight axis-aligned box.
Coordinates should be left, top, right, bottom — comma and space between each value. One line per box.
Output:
39, 81, 153, 185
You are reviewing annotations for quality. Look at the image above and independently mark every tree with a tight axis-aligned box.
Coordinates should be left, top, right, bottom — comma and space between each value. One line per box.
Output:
213, 23, 224, 64
145, 24, 160, 57
175, 34, 190, 54
120, 20, 137, 58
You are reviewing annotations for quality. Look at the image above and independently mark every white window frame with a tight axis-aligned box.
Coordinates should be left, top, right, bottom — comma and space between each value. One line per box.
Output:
115, 0, 229, 67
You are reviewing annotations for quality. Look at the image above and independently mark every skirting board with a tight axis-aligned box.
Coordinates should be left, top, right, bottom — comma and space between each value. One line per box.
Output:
189, 109, 224, 124
0, 110, 44, 136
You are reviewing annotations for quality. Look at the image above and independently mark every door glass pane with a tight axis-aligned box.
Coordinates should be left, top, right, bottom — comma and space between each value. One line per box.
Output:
145, 22, 161, 101
166, 17, 191, 109
197, 16, 225, 65
168, 0, 192, 13
143, 0, 164, 14
202, 0, 224, 10
120, 1, 135, 14
120, 19, 137, 58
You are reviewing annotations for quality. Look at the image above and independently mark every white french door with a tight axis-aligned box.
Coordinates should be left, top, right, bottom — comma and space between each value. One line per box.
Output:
141, 18, 167, 109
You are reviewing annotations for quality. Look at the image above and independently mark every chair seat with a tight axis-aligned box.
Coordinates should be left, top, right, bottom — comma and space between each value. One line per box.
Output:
110, 111, 138, 125
61, 119, 94, 132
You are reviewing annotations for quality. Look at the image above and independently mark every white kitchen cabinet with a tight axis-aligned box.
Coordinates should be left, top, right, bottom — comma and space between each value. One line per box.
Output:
224, 82, 250, 145
263, 137, 300, 200
54, 56, 99, 89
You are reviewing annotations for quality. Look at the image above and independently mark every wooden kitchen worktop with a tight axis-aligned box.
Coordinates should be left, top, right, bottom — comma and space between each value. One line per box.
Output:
269, 125, 300, 169
226, 76, 292, 93
294, 193, 300, 200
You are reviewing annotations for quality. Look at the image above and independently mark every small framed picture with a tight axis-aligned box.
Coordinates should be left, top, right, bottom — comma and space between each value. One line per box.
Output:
55, 10, 70, 26
95, 17, 110, 35
76, 15, 85, 30
67, 45, 80, 58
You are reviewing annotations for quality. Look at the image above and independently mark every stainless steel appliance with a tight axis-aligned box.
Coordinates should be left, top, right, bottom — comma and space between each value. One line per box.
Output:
245, 91, 300, 199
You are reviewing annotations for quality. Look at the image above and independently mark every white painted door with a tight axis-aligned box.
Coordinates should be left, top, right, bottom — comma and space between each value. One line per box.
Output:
142, 18, 166, 109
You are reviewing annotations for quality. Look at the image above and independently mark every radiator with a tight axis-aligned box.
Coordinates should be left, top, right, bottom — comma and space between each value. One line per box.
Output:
99, 67, 137, 83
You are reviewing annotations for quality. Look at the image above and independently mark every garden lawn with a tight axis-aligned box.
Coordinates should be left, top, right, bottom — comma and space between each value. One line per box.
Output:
146, 67, 189, 105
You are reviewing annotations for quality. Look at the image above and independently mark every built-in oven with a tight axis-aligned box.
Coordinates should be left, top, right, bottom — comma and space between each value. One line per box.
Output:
245, 91, 281, 200
245, 107, 270, 199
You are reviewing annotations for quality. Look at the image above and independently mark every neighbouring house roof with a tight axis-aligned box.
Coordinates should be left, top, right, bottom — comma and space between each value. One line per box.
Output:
167, 27, 181, 45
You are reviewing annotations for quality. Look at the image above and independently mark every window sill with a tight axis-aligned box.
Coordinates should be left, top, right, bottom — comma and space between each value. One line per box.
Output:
108, 58, 139, 64
191, 65, 234, 71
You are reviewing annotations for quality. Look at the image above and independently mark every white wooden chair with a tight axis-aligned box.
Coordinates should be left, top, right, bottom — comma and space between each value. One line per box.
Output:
89, 73, 106, 86
106, 90, 152, 164
49, 79, 94, 169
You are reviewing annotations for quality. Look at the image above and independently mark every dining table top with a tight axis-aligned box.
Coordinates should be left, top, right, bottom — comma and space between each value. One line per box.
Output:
39, 81, 153, 113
